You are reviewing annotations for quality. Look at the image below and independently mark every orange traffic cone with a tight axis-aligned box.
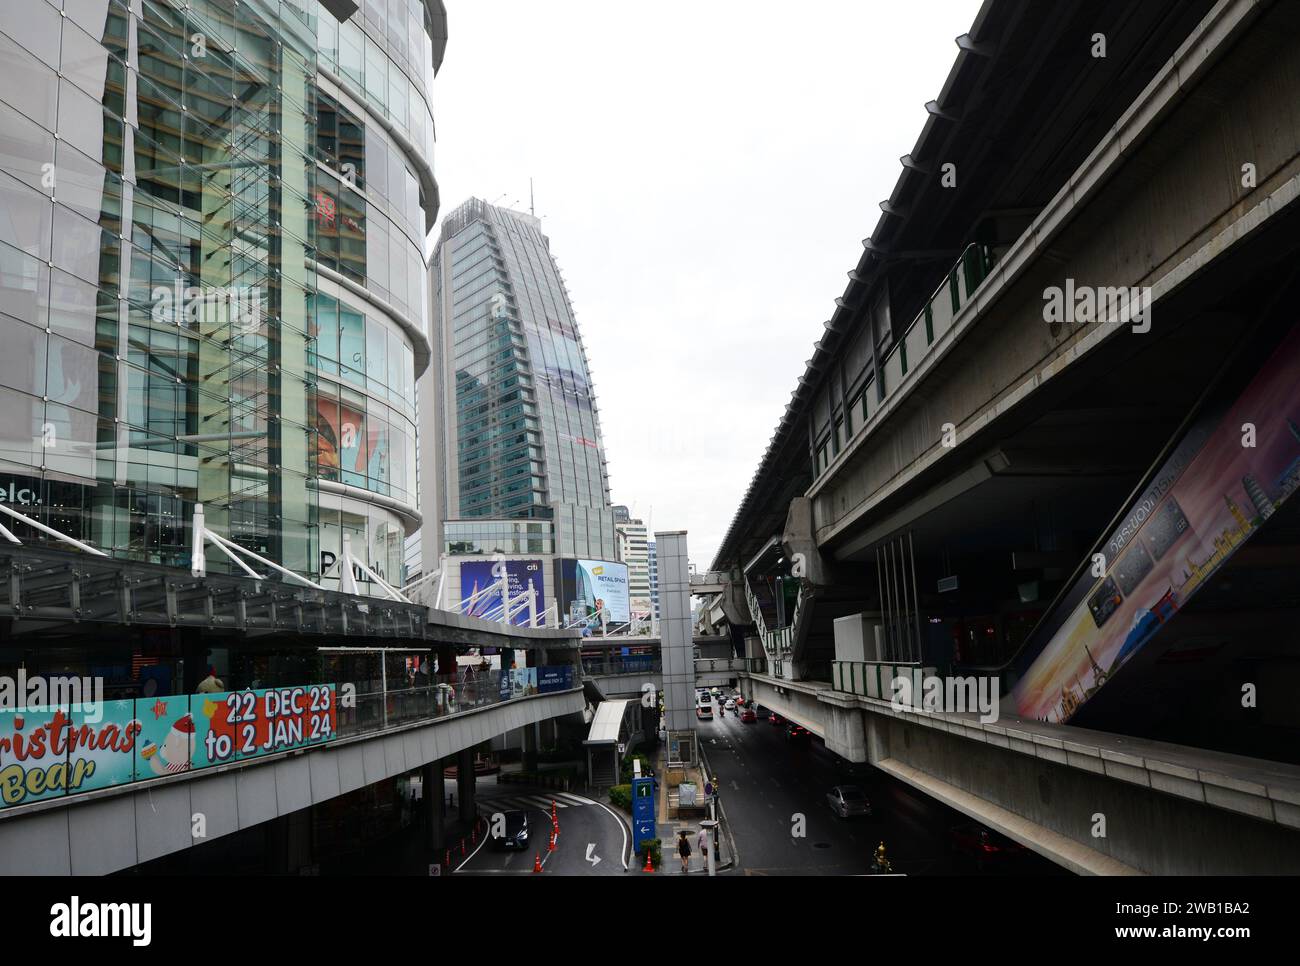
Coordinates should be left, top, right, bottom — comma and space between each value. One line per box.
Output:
548, 828, 556, 852
642, 849, 655, 873
532, 852, 543, 873
553, 814, 560, 835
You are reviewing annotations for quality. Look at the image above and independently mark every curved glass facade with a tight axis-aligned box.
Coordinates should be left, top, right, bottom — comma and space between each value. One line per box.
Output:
429, 199, 616, 561
0, 0, 440, 594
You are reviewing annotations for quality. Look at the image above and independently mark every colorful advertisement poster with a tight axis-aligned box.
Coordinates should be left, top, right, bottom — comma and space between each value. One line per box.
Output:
459, 559, 545, 625
317, 398, 369, 481
557, 558, 631, 626
497, 667, 539, 701
1012, 322, 1300, 722
0, 685, 336, 810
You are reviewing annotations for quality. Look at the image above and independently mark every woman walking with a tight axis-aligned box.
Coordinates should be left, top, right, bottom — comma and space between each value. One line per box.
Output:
677, 830, 692, 873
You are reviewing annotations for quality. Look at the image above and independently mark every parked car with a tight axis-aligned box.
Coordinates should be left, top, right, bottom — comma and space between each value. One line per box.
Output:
740, 707, 757, 723
696, 704, 714, 720
768, 712, 785, 726
492, 810, 530, 850
949, 823, 1027, 869
826, 785, 872, 818
786, 723, 811, 742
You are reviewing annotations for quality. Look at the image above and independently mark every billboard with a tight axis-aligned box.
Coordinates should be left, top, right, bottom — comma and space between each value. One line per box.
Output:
556, 558, 630, 626
0, 685, 336, 810
458, 559, 545, 625
1012, 321, 1300, 723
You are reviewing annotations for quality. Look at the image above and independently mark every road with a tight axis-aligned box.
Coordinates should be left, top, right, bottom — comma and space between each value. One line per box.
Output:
455, 784, 630, 875
698, 693, 1068, 876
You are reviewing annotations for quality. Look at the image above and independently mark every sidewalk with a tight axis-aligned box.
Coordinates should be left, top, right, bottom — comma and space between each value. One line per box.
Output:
647, 747, 736, 874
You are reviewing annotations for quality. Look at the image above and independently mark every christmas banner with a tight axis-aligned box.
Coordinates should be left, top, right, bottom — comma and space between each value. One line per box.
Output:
0, 685, 337, 810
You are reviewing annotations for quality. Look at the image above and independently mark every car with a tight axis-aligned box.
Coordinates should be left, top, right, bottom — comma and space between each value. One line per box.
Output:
740, 707, 757, 723
696, 704, 714, 720
786, 723, 811, 742
949, 823, 1027, 869
768, 712, 784, 726
826, 785, 872, 818
724, 699, 736, 711
710, 687, 721, 697
492, 810, 530, 850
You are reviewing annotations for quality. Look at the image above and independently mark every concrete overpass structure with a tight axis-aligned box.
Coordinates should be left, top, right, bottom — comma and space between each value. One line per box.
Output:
709, 0, 1300, 873
740, 670, 1300, 875
0, 541, 587, 873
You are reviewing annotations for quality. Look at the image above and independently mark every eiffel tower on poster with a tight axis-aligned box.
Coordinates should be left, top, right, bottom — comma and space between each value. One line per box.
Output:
1084, 645, 1108, 696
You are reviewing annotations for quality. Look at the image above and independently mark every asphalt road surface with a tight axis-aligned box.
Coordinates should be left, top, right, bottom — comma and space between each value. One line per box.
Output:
699, 694, 1067, 876
456, 785, 630, 875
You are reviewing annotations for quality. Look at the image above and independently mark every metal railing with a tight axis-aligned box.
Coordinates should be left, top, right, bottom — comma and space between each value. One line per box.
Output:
826, 242, 996, 477
336, 666, 577, 735
744, 577, 801, 658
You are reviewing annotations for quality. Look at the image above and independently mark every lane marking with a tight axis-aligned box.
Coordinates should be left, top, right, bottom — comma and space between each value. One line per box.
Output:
591, 800, 631, 870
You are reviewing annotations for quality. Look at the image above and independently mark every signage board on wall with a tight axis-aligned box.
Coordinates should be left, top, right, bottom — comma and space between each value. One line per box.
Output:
0, 685, 336, 810
555, 558, 630, 626
458, 559, 545, 625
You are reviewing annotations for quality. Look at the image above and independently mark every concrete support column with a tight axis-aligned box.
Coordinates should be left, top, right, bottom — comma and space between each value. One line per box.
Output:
523, 722, 539, 772
824, 702, 868, 763
423, 761, 445, 856
865, 709, 890, 765
657, 530, 697, 732
457, 747, 476, 823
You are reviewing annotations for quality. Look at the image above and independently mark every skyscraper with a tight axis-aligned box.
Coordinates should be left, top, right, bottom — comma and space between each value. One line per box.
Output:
648, 539, 660, 621
616, 516, 651, 618
421, 198, 616, 584
0, 0, 445, 596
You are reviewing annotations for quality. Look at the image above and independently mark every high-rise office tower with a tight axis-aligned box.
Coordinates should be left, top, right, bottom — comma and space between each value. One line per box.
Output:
420, 198, 616, 589
647, 539, 660, 621
616, 516, 651, 618
0, 0, 445, 596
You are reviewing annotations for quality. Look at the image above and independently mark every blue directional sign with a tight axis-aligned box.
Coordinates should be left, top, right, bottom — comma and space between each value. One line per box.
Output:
631, 776, 656, 856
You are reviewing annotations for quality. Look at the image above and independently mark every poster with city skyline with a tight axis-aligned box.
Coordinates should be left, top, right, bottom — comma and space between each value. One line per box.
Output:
1012, 321, 1300, 722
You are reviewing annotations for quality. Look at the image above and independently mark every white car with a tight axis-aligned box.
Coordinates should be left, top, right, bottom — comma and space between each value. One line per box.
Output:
724, 699, 736, 711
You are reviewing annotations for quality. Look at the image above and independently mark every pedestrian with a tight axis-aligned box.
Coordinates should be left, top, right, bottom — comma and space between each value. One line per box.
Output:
677, 830, 692, 873
697, 826, 708, 870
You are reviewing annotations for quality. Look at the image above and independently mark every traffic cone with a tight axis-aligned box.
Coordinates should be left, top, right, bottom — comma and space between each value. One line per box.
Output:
552, 814, 560, 835
642, 849, 655, 873
444, 849, 450, 868
460, 838, 466, 856
532, 852, 543, 873
551, 799, 557, 822
548, 828, 556, 852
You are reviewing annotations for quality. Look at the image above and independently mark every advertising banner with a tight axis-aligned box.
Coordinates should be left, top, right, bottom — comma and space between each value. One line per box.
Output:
0, 685, 336, 810
558, 559, 630, 626
459, 559, 545, 625
1012, 322, 1300, 722
536, 666, 574, 694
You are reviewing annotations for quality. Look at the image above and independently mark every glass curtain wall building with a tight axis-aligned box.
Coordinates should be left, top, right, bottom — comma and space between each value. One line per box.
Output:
421, 198, 616, 578
0, 0, 445, 595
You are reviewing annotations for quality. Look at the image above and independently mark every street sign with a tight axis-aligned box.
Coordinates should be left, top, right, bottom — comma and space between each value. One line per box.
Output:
631, 775, 656, 856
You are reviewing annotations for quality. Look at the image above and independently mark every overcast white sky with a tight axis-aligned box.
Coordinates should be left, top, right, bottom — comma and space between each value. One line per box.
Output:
429, 0, 983, 569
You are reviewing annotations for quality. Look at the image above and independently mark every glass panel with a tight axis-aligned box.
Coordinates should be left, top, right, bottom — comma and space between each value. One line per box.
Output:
366, 315, 387, 388
339, 301, 365, 385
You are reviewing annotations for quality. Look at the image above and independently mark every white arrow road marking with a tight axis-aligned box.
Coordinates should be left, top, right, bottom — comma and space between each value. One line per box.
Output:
586, 843, 601, 866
